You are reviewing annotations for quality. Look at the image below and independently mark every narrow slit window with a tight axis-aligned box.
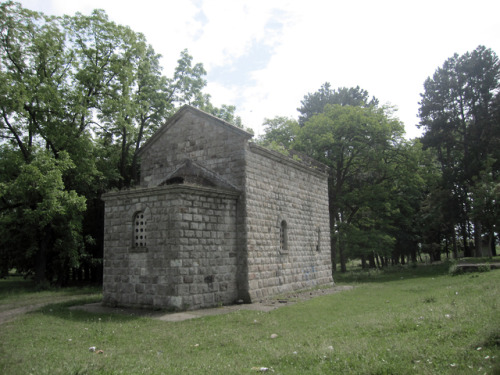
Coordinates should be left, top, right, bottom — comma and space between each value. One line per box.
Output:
280, 220, 288, 251
134, 212, 147, 247
316, 227, 321, 252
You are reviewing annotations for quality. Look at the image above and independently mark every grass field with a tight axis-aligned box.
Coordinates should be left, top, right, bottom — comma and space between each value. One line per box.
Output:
0, 261, 499, 374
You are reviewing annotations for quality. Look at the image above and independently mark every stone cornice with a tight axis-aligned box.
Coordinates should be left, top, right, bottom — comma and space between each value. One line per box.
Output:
102, 184, 241, 201
248, 143, 330, 178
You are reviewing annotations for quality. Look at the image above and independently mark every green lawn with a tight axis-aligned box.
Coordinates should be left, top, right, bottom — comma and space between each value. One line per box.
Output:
1, 263, 499, 374
0, 275, 101, 313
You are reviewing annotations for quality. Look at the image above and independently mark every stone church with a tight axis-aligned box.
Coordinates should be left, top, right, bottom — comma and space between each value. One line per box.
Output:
102, 105, 333, 310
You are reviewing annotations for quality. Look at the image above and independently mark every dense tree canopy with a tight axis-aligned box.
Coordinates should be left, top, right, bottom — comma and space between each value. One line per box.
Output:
294, 104, 411, 271
418, 45, 500, 257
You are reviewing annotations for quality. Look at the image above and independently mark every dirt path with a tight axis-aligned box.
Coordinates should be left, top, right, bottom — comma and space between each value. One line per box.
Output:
73, 285, 354, 322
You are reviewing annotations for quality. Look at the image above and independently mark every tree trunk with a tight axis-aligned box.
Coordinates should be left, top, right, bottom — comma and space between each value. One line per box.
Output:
452, 229, 458, 259
410, 241, 417, 263
474, 219, 482, 257
491, 232, 497, 257
462, 222, 471, 257
339, 234, 347, 273
361, 255, 367, 269
35, 226, 51, 285
330, 226, 337, 272
368, 253, 376, 268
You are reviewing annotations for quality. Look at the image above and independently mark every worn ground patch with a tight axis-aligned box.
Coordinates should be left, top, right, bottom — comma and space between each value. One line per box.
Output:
71, 285, 354, 322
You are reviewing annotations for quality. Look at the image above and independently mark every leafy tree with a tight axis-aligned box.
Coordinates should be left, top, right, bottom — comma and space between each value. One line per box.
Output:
201, 101, 247, 131
390, 140, 440, 263
295, 104, 405, 271
256, 116, 299, 151
297, 83, 379, 126
418, 45, 500, 257
0, 150, 86, 284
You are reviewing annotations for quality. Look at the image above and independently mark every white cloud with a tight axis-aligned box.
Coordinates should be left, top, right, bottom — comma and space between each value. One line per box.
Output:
17, 0, 500, 139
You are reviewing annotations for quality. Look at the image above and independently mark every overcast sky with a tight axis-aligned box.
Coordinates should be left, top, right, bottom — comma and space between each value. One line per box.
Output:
18, 0, 500, 139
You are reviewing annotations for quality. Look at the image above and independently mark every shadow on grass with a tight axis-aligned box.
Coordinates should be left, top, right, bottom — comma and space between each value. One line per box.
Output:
333, 262, 452, 284
29, 297, 147, 324
0, 275, 102, 301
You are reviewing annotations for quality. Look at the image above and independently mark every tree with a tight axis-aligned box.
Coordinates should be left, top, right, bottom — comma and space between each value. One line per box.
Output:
0, 150, 86, 284
297, 83, 379, 126
294, 104, 405, 271
418, 45, 500, 257
256, 116, 299, 151
390, 140, 440, 263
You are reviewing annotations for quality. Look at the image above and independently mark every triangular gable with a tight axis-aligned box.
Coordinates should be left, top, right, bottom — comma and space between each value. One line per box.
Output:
137, 105, 253, 158
160, 159, 240, 192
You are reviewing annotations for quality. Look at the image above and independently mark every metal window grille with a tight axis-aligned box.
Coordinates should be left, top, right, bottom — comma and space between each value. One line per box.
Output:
134, 212, 147, 247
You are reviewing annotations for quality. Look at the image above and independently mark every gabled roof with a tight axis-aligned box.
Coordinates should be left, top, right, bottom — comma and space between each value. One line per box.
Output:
137, 105, 253, 157
160, 159, 240, 191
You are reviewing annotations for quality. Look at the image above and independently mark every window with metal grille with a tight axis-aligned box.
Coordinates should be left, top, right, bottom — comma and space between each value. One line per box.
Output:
134, 212, 147, 247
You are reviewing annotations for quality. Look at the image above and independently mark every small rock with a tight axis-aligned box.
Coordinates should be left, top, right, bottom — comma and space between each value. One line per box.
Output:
270, 334, 278, 339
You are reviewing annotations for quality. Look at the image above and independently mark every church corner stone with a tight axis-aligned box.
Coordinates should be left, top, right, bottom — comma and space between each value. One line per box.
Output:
102, 105, 333, 311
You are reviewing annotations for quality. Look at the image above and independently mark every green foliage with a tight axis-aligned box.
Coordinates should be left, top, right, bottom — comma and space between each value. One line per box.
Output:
419, 45, 500, 257
257, 116, 300, 149
297, 83, 379, 126
0, 150, 86, 283
294, 103, 414, 270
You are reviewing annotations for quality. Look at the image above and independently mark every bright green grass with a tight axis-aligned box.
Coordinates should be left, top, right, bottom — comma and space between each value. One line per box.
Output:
1, 264, 499, 374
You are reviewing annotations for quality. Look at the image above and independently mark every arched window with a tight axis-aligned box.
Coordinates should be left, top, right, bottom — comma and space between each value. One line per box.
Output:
280, 220, 288, 251
134, 212, 147, 247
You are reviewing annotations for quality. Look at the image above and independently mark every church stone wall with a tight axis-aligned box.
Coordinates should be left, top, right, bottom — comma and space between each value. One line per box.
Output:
102, 106, 333, 311
244, 143, 333, 301
139, 110, 250, 190
102, 185, 240, 310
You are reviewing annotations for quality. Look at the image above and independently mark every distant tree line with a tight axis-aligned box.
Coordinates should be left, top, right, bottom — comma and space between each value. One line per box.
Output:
0, 1, 498, 283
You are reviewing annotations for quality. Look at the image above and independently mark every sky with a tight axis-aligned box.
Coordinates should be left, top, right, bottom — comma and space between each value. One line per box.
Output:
17, 0, 500, 139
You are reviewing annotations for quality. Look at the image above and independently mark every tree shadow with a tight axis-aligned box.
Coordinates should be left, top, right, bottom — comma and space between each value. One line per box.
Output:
334, 262, 452, 284
29, 297, 169, 323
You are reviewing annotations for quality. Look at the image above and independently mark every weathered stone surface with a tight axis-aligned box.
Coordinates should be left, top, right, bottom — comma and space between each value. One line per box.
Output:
102, 105, 332, 311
